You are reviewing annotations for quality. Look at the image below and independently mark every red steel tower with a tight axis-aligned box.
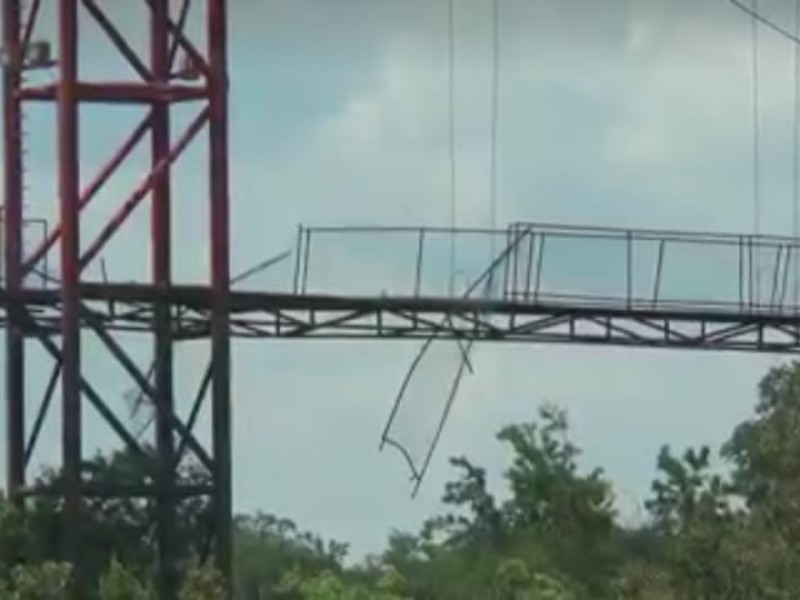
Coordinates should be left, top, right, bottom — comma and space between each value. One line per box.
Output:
2, 1, 232, 596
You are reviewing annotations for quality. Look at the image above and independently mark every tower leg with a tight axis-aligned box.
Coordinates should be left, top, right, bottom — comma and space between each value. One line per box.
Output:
57, 0, 85, 594
208, 0, 233, 588
151, 1, 177, 597
3, 0, 25, 514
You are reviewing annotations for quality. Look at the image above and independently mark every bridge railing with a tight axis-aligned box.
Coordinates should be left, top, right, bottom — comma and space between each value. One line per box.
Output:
294, 223, 800, 314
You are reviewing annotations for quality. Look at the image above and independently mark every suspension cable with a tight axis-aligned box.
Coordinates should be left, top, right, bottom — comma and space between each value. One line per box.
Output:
447, 0, 457, 297
752, 0, 762, 303
752, 0, 761, 238
794, 0, 800, 306
488, 0, 500, 281
729, 0, 800, 46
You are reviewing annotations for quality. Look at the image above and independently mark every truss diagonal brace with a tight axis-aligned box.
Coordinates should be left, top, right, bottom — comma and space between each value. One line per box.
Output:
176, 362, 213, 468
23, 114, 154, 275
82, 307, 214, 473
81, 0, 152, 81
20, 0, 42, 57
1, 296, 147, 470
143, 0, 212, 80
39, 332, 148, 463
168, 0, 192, 72
25, 358, 61, 468
79, 107, 210, 271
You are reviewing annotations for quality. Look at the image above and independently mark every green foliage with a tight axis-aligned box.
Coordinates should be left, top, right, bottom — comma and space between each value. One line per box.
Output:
278, 568, 409, 600
178, 562, 227, 600
97, 558, 154, 600
233, 512, 348, 597
0, 562, 72, 599
7, 362, 800, 598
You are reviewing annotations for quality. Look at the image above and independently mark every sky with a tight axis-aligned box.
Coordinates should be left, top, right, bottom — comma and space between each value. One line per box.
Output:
4, 0, 800, 560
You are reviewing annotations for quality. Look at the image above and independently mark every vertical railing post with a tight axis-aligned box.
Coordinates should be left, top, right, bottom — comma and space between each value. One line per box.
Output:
534, 234, 545, 302
414, 228, 425, 298
626, 230, 633, 308
652, 239, 665, 309
769, 245, 783, 310
511, 227, 521, 302
301, 227, 311, 295
524, 231, 535, 302
502, 226, 511, 300
748, 236, 754, 310
292, 224, 303, 295
793, 241, 799, 312
738, 235, 744, 311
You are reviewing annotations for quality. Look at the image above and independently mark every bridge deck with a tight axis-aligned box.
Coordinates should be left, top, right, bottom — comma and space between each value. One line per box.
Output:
3, 222, 800, 353
0, 282, 796, 353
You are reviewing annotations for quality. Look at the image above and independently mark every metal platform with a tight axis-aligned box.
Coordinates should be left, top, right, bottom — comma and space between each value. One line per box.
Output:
5, 222, 800, 353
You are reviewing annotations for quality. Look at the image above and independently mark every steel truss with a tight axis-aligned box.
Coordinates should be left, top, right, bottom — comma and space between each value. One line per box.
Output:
3, 284, 800, 353
2, 1, 230, 598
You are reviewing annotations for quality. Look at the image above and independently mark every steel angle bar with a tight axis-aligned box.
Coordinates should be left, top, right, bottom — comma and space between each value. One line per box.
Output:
81, 0, 151, 80
85, 316, 214, 472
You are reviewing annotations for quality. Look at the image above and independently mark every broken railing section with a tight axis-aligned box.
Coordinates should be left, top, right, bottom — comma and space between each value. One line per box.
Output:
294, 223, 800, 314
288, 221, 800, 493
379, 226, 532, 496
292, 225, 518, 299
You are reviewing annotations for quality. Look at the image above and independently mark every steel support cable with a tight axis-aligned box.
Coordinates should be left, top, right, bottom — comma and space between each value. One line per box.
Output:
413, 0, 503, 495
752, 0, 762, 305
728, 0, 800, 46
794, 0, 800, 308
727, 2, 800, 307
488, 0, 501, 293
380, 1, 508, 496
448, 0, 458, 297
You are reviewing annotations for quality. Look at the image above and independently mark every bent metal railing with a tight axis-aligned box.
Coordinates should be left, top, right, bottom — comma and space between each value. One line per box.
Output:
293, 222, 800, 315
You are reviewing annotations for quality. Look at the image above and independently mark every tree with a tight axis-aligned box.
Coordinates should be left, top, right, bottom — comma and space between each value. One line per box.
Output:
0, 562, 72, 599
178, 562, 227, 600
278, 568, 409, 600
233, 512, 348, 597
97, 558, 154, 600
8, 362, 800, 598
20, 446, 211, 594
725, 362, 800, 535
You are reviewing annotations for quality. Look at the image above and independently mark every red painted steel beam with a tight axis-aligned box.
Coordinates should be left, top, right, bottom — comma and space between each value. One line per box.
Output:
143, 0, 212, 80
78, 106, 209, 271
81, 0, 152, 81
56, 0, 85, 594
19, 81, 207, 103
3, 0, 26, 511
150, 1, 177, 595
22, 113, 153, 275
20, 0, 42, 54
168, 0, 193, 72
208, 0, 233, 585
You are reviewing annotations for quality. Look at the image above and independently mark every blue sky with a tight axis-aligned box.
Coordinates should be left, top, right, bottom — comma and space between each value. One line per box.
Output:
4, 0, 800, 559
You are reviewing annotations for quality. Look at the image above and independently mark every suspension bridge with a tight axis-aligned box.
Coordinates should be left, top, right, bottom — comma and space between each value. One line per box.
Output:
1, 0, 798, 598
